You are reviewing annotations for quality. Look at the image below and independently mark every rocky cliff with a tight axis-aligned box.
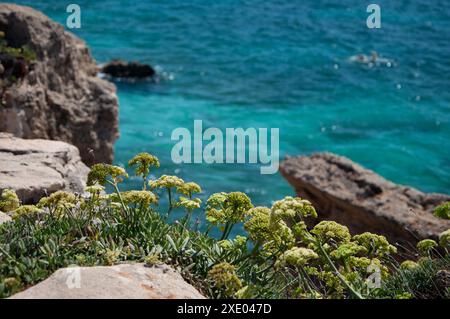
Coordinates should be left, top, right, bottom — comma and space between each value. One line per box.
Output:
280, 153, 450, 248
0, 4, 118, 166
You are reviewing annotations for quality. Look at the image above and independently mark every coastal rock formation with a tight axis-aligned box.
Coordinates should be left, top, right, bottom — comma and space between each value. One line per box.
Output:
280, 152, 450, 248
101, 59, 156, 79
9, 263, 205, 299
0, 212, 11, 225
0, 4, 119, 165
0, 133, 88, 204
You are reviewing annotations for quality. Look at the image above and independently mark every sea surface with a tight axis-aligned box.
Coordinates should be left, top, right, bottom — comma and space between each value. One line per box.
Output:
13, 1, 450, 217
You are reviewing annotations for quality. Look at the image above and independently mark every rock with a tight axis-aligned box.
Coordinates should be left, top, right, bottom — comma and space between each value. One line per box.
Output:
0, 4, 119, 166
0, 133, 88, 204
0, 212, 11, 224
9, 263, 205, 299
280, 152, 450, 247
101, 59, 156, 78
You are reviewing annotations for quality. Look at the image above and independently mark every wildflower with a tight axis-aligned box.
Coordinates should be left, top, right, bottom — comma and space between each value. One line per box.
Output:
352, 232, 397, 257
438, 229, 450, 248
275, 247, 319, 268
218, 236, 248, 251
205, 192, 227, 225
110, 190, 158, 209
0, 189, 20, 212
128, 152, 160, 178
434, 202, 450, 220
144, 253, 163, 267
87, 164, 128, 186
177, 197, 201, 210
104, 249, 120, 266
330, 242, 368, 260
11, 205, 42, 220
222, 192, 253, 223
416, 239, 437, 255
270, 196, 317, 225
234, 235, 247, 247
347, 256, 389, 279
206, 192, 253, 225
85, 184, 105, 195
207, 262, 242, 296
37, 191, 77, 214
244, 207, 272, 243
261, 222, 296, 256
3, 277, 20, 290
218, 239, 233, 250
149, 175, 185, 189
400, 260, 419, 270
176, 182, 202, 197
311, 221, 351, 245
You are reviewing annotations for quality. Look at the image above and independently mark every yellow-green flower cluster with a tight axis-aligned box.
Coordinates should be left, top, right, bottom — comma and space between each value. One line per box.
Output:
244, 207, 272, 243
416, 239, 437, 255
218, 236, 247, 251
0, 189, 20, 212
85, 184, 105, 195
311, 221, 351, 245
206, 192, 253, 225
434, 201, 450, 220
128, 152, 160, 177
177, 197, 201, 210
400, 260, 419, 270
37, 191, 77, 212
439, 229, 450, 249
207, 262, 242, 296
352, 232, 397, 257
347, 256, 389, 279
11, 205, 42, 220
330, 242, 368, 260
110, 190, 158, 209
276, 247, 318, 268
270, 196, 317, 225
176, 182, 201, 197
149, 175, 184, 189
87, 164, 128, 186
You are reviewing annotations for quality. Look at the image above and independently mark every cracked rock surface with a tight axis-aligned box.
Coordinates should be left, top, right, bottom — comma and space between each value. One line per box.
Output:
9, 263, 205, 299
0, 133, 88, 204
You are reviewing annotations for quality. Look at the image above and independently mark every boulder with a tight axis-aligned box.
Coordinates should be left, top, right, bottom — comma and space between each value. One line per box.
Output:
280, 152, 450, 248
0, 4, 119, 166
101, 59, 156, 78
9, 263, 205, 299
0, 133, 88, 204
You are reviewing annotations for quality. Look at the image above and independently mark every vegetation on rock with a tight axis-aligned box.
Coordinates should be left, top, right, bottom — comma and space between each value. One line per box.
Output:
0, 153, 449, 299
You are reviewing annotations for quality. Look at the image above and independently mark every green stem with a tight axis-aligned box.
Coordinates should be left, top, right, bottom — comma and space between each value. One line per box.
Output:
318, 242, 364, 299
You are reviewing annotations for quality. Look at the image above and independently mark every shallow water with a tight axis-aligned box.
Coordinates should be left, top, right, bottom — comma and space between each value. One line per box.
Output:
13, 1, 450, 211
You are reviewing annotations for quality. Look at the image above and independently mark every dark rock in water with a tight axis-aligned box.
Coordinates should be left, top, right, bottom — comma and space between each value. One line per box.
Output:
0, 4, 119, 166
280, 152, 450, 249
101, 59, 156, 79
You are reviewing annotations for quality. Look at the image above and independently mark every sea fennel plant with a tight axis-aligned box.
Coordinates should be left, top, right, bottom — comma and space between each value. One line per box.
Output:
0, 152, 448, 299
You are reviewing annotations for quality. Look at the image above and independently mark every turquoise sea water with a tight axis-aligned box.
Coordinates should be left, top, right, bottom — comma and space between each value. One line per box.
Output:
13, 1, 450, 211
